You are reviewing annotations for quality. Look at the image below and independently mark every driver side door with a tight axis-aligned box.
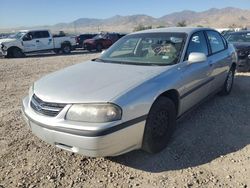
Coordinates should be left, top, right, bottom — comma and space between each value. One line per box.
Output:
22, 32, 38, 52
179, 31, 214, 114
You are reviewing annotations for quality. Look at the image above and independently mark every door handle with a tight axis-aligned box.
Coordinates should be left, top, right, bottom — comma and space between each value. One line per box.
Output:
36, 40, 39, 42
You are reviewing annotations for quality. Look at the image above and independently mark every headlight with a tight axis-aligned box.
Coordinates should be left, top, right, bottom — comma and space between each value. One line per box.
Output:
66, 104, 122, 123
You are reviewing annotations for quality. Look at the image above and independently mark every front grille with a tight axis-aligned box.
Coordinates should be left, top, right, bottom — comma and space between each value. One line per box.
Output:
30, 94, 66, 117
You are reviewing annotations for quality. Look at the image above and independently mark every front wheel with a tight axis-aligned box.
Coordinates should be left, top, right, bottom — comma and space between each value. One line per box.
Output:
219, 67, 235, 95
7, 48, 25, 58
142, 97, 177, 153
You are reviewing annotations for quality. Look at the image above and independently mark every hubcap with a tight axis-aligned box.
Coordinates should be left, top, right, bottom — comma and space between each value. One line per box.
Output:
226, 70, 233, 92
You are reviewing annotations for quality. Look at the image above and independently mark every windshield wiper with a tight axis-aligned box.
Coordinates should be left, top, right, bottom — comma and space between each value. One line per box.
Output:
93, 58, 173, 66
92, 58, 105, 62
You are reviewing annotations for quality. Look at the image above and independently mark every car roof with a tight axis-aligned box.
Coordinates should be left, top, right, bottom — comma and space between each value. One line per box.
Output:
131, 27, 214, 35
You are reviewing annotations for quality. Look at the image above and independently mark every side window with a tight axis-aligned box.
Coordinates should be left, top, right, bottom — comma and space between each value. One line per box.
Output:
33, 31, 50, 39
23, 32, 33, 41
206, 31, 225, 53
40, 31, 50, 38
186, 31, 208, 59
32, 32, 40, 39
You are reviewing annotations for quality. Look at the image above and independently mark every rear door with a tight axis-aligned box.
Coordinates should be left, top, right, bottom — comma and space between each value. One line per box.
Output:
180, 31, 213, 114
205, 30, 231, 90
33, 31, 53, 51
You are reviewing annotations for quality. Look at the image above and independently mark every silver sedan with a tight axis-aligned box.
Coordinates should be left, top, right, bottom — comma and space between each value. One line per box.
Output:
22, 27, 237, 157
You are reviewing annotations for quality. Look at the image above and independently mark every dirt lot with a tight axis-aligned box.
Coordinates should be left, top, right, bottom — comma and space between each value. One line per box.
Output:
0, 51, 249, 188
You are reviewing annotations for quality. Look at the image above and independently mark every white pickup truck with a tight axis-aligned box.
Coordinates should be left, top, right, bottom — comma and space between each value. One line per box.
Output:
0, 30, 76, 58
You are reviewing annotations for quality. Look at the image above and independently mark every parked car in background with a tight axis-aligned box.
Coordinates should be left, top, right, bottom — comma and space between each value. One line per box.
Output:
0, 30, 76, 58
22, 27, 237, 157
0, 33, 12, 39
83, 32, 126, 52
225, 31, 250, 72
76, 34, 97, 48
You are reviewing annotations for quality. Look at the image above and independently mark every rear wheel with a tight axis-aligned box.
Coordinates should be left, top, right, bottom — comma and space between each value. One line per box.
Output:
61, 44, 71, 54
142, 97, 177, 153
219, 66, 235, 95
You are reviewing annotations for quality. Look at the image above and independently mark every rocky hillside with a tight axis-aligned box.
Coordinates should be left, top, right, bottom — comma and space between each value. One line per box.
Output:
2, 7, 250, 33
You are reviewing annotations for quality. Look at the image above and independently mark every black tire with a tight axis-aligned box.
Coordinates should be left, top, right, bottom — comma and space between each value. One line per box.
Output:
142, 97, 177, 153
61, 44, 71, 54
96, 44, 102, 52
7, 47, 24, 58
219, 66, 235, 96
5, 51, 12, 58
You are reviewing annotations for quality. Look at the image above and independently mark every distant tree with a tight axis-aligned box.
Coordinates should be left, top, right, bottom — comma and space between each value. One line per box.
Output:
133, 24, 152, 31
197, 25, 203, 27
176, 20, 187, 27
156, 25, 166, 28
228, 23, 237, 29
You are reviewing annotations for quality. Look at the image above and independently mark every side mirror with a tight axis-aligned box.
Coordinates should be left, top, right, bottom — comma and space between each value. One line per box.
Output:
188, 52, 207, 64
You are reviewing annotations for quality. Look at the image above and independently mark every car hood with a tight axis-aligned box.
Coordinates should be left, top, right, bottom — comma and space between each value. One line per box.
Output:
34, 61, 168, 103
0, 38, 17, 44
231, 42, 250, 50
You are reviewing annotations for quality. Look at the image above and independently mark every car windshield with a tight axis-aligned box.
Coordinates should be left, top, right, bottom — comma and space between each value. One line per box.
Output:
99, 32, 187, 66
226, 32, 250, 43
9, 32, 27, 39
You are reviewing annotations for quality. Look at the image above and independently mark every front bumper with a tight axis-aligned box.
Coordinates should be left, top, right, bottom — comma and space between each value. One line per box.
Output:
0, 47, 7, 56
22, 96, 145, 157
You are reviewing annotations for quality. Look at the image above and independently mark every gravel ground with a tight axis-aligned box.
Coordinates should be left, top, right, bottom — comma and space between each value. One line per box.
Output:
0, 51, 249, 188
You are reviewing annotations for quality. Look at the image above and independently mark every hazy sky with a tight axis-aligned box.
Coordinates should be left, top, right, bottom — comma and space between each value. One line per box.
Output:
0, 0, 250, 28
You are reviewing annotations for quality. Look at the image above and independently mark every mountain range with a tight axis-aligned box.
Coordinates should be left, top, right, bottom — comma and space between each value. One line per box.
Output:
2, 7, 250, 33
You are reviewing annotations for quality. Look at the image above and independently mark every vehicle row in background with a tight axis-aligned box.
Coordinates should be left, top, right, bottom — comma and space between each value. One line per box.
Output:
83, 32, 126, 52
0, 30, 127, 58
0, 30, 76, 58
225, 31, 250, 72
76, 33, 97, 48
